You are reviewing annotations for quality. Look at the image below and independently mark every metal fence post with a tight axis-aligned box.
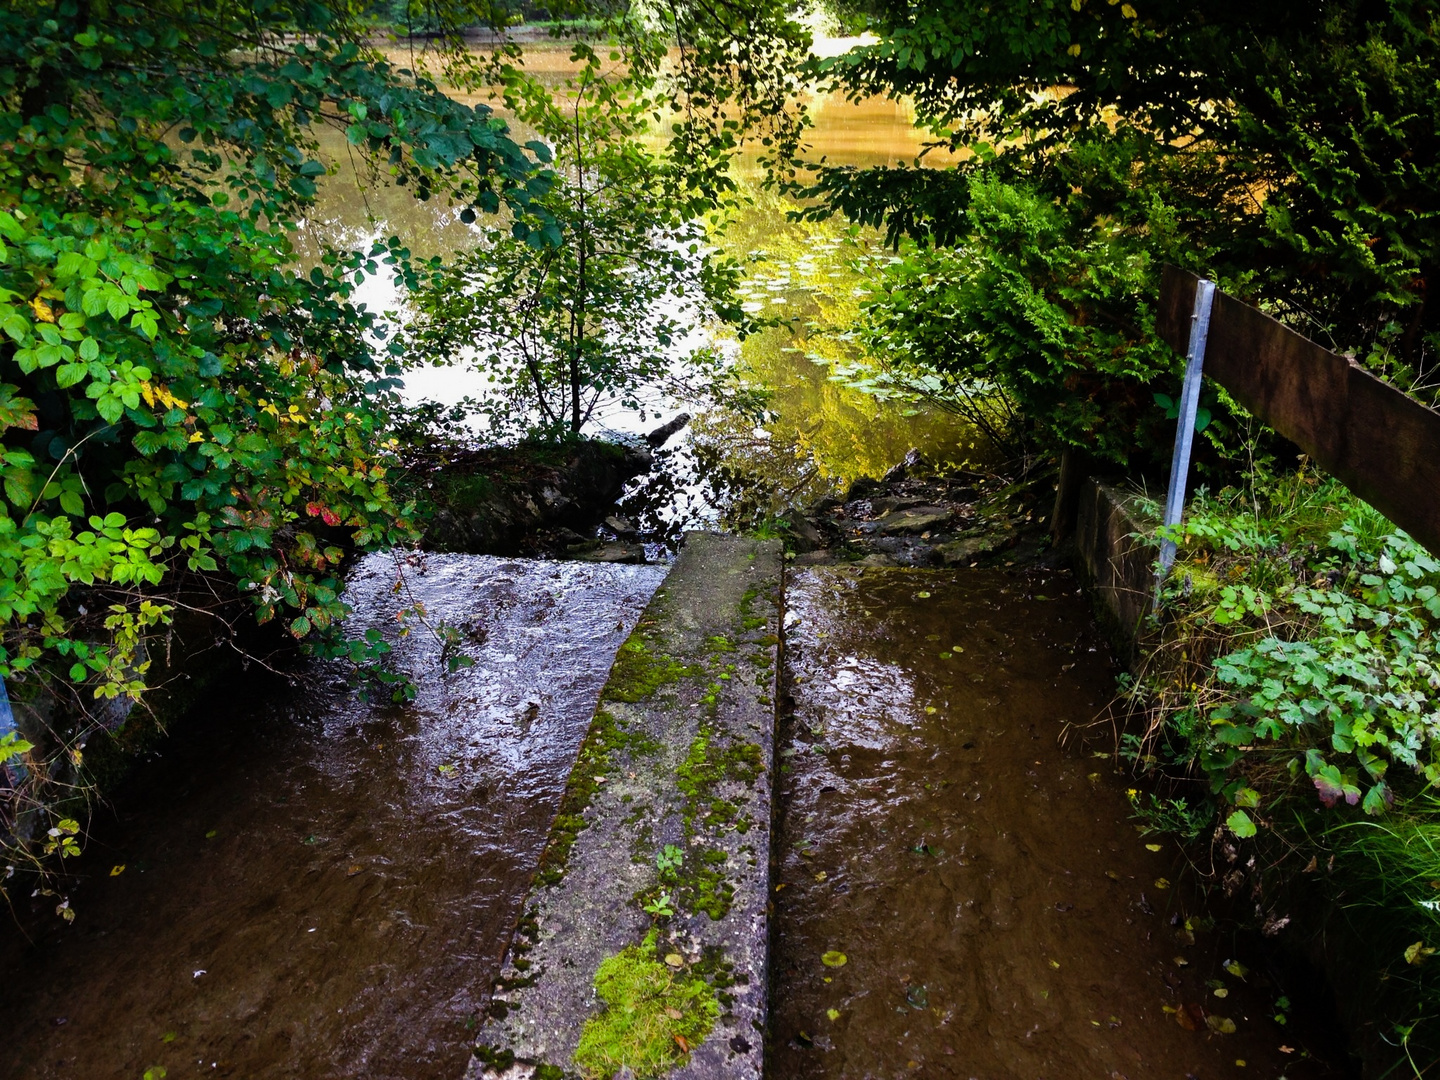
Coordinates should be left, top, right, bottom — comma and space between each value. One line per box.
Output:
1154, 278, 1216, 609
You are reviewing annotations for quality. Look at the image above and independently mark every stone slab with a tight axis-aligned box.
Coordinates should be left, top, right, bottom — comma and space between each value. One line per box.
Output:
469, 532, 782, 1080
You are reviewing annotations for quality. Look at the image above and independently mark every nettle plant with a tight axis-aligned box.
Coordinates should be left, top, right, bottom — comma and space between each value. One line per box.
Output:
1152, 484, 1440, 837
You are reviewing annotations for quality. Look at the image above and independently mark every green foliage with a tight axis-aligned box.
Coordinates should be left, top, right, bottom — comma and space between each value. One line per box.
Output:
790, 0, 1440, 462
1141, 474, 1440, 828
0, 0, 548, 867
573, 930, 720, 1079
854, 176, 1192, 463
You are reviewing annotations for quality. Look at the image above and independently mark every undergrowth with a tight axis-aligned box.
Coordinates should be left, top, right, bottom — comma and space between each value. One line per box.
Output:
1121, 465, 1440, 1069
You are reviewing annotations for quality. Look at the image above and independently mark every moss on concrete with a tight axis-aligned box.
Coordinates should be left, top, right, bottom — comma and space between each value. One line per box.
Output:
601, 631, 698, 704
535, 709, 659, 890
573, 931, 719, 1080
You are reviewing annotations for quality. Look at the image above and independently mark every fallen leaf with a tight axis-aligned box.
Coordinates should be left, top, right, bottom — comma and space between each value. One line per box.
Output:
814, 871, 828, 882
1105, 870, 1120, 881
110, 864, 126, 877
1174, 1002, 1203, 1031
674, 1034, 690, 1053
821, 950, 847, 967
665, 1007, 683, 1020
1206, 1015, 1237, 1034
664, 953, 684, 968
1145, 843, 1162, 852
1404, 941, 1436, 965
917, 592, 931, 599
1153, 877, 1171, 890
1212, 987, 1229, 998
346, 865, 362, 877
1235, 1059, 1247, 1067
826, 1008, 840, 1021
1048, 959, 1061, 969
1279, 1045, 1295, 1054
1173, 956, 1190, 967
1224, 959, 1249, 980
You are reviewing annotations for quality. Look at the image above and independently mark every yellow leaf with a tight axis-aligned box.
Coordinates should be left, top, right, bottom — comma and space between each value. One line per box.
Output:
140, 382, 156, 408
110, 864, 125, 876
1153, 877, 1171, 889
1145, 843, 1162, 852
826, 1008, 840, 1021
1068, 43, 1082, 56
821, 950, 847, 967
31, 295, 55, 322
1205, 1014, 1237, 1034
1071, 0, 1083, 8
1121, 3, 1137, 16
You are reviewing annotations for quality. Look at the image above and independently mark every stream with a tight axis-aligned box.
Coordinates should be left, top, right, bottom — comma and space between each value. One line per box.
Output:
771, 566, 1347, 1079
0, 555, 664, 1080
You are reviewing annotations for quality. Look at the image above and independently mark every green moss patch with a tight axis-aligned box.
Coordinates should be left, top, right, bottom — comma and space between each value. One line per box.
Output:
602, 632, 698, 704
574, 932, 719, 1079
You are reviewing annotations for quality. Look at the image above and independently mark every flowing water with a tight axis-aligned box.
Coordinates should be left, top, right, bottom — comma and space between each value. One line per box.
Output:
773, 566, 1349, 1079
0, 554, 664, 1080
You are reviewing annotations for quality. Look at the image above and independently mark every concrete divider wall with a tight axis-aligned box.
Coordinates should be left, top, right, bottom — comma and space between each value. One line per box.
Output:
471, 532, 782, 1080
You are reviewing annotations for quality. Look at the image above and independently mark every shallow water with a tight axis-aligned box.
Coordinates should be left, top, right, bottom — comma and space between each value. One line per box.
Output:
772, 566, 1348, 1079
0, 554, 664, 1080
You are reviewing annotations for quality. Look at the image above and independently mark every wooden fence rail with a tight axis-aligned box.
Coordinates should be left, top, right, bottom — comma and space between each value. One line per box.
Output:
1157, 266, 1440, 558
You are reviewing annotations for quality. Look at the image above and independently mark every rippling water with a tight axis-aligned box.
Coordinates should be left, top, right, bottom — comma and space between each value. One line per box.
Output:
772, 566, 1346, 1079
0, 554, 664, 1080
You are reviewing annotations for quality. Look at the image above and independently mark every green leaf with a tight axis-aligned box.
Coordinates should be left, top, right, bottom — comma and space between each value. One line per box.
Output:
1226, 810, 1257, 838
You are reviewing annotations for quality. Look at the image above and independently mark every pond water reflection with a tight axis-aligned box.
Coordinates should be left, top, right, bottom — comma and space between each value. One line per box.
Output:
294, 40, 979, 522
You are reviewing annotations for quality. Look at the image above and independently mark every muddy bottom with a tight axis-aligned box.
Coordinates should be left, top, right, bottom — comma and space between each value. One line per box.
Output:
0, 553, 664, 1080
771, 566, 1349, 1080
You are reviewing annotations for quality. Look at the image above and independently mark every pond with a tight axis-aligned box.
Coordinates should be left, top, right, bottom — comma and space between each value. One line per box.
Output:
290, 38, 982, 527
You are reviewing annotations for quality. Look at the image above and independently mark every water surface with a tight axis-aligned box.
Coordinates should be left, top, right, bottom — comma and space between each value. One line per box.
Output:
773, 566, 1347, 1079
0, 554, 664, 1080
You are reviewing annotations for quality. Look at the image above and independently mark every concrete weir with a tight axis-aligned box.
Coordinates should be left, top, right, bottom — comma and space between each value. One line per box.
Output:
470, 532, 783, 1080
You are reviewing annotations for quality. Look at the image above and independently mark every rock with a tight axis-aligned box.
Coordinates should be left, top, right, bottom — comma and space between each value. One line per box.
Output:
945, 484, 979, 502
844, 476, 879, 502
603, 514, 638, 538
570, 541, 645, 564
791, 550, 835, 566
857, 553, 894, 567
421, 438, 653, 556
881, 461, 908, 483
868, 495, 926, 517
902, 447, 927, 471
810, 496, 841, 515
936, 531, 1012, 565
873, 506, 954, 535
782, 516, 825, 554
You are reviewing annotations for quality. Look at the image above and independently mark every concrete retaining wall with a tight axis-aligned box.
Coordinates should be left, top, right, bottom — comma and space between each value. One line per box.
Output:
1072, 478, 1159, 663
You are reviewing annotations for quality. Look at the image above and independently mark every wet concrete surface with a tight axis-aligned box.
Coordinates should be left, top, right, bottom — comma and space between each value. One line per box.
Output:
771, 565, 1350, 1080
0, 553, 665, 1080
